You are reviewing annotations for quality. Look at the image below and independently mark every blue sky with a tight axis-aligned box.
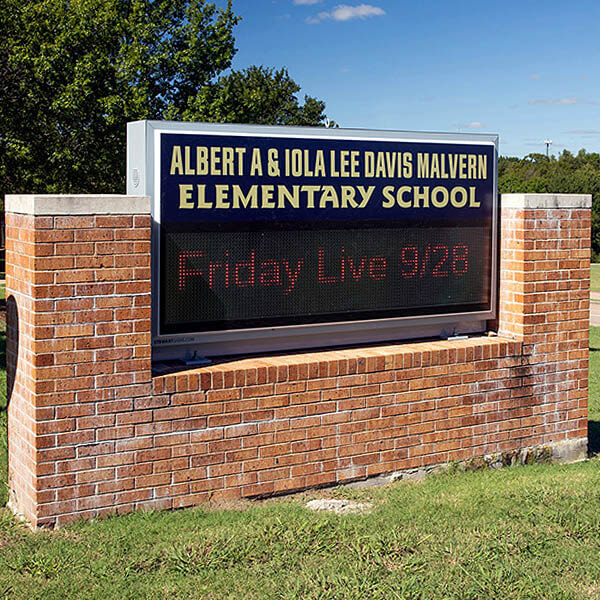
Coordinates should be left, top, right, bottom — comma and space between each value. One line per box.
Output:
224, 0, 599, 157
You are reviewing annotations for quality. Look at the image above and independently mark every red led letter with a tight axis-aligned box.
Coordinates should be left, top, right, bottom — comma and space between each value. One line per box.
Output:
178, 251, 204, 291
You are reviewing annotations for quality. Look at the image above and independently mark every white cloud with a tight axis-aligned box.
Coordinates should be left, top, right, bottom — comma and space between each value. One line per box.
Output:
294, 0, 321, 4
566, 129, 600, 135
529, 97, 598, 105
463, 121, 483, 129
307, 3, 385, 23
530, 97, 577, 105
332, 4, 385, 20
528, 74, 541, 80
525, 142, 564, 149
307, 11, 330, 23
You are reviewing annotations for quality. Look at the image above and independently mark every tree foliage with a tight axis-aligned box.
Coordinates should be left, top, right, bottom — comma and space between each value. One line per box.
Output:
187, 65, 328, 127
499, 150, 600, 259
0, 0, 329, 202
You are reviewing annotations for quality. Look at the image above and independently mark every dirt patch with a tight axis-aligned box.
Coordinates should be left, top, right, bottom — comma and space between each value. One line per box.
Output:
305, 499, 373, 514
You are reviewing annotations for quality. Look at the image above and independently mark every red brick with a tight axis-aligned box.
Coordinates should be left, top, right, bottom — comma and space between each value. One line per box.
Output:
5, 196, 589, 527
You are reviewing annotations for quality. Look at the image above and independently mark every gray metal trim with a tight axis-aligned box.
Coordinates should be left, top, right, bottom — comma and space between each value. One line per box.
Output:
153, 319, 489, 360
130, 119, 499, 144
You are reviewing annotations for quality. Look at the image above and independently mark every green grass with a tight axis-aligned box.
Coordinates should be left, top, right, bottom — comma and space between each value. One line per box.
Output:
0, 328, 598, 599
591, 264, 600, 293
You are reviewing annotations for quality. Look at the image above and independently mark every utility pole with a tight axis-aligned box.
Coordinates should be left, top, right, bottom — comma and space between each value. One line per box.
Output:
544, 139, 552, 158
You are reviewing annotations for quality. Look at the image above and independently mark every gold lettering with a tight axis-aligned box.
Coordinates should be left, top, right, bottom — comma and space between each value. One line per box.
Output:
196, 147, 209, 175
222, 147, 234, 175
448, 154, 458, 179
356, 186, 374, 208
278, 185, 300, 208
210, 147, 221, 175
290, 149, 302, 176
215, 184, 229, 208
197, 184, 211, 208
261, 185, 275, 208
235, 147, 246, 175
364, 151, 375, 177
414, 186, 429, 208
375, 153, 386, 178
250, 148, 263, 176
319, 186, 339, 208
301, 185, 321, 208
341, 186, 359, 208
430, 154, 440, 178
450, 186, 468, 208
431, 186, 449, 208
303, 150, 313, 177
459, 154, 467, 178
440, 154, 448, 178
179, 184, 193, 208
403, 153, 413, 178
340, 151, 350, 177
330, 151, 340, 177
478, 155, 487, 179
417, 153, 429, 178
314, 151, 326, 177
268, 149, 280, 177
384, 153, 397, 178
398, 186, 412, 208
469, 186, 480, 207
232, 185, 258, 209
468, 155, 477, 179
184, 146, 195, 175
350, 151, 360, 177
170, 146, 183, 175
382, 186, 395, 208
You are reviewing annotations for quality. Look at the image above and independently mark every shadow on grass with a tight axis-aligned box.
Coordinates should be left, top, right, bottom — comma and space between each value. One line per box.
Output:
0, 298, 10, 413
0, 299, 7, 506
589, 421, 600, 456
0, 303, 5, 412
4, 296, 16, 412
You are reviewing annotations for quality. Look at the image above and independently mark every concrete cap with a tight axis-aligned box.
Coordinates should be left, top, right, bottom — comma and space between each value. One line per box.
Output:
501, 193, 592, 209
5, 195, 151, 215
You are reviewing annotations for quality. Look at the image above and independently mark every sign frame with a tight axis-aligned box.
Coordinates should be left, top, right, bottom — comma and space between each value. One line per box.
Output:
127, 120, 498, 359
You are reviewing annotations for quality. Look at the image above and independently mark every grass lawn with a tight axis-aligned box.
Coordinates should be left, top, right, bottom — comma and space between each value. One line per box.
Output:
591, 263, 600, 293
0, 327, 598, 599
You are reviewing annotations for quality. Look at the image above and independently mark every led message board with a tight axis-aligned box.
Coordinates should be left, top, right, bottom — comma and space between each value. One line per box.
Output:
127, 122, 498, 358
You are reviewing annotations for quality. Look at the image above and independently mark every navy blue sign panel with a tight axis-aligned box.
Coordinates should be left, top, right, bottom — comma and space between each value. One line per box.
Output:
154, 128, 496, 338
160, 133, 495, 225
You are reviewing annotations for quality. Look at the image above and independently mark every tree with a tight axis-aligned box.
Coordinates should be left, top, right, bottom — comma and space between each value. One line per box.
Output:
188, 66, 327, 127
0, 0, 331, 202
499, 150, 600, 259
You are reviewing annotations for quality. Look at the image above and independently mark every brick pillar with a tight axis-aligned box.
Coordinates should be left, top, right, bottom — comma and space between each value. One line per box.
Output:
5, 195, 151, 527
498, 194, 590, 451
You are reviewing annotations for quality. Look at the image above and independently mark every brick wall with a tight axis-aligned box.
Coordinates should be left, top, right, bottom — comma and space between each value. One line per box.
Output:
6, 196, 152, 527
4, 194, 590, 528
498, 195, 589, 445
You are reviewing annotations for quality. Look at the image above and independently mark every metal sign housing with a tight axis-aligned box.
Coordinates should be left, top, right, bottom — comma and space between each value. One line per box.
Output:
127, 121, 498, 359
